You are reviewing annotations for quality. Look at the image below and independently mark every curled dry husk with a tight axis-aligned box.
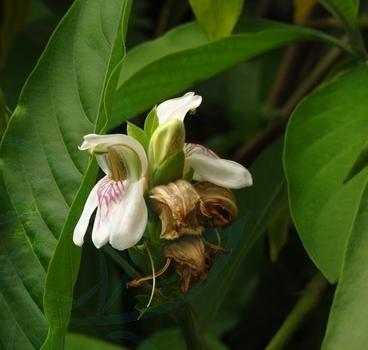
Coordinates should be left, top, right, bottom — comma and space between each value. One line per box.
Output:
164, 235, 210, 292
150, 180, 205, 239
151, 180, 238, 239
194, 181, 238, 226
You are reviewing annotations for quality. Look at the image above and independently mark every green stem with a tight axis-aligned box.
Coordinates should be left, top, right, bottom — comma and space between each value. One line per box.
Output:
265, 273, 327, 350
174, 304, 206, 350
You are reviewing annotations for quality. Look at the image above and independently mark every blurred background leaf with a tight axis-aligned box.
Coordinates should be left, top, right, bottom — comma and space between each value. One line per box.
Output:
112, 19, 347, 129
66, 333, 129, 350
188, 0, 244, 40
268, 203, 290, 262
138, 328, 227, 350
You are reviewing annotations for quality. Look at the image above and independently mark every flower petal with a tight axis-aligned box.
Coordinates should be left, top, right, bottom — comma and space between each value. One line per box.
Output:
91, 206, 110, 248
109, 179, 148, 250
157, 92, 202, 124
79, 133, 148, 177
185, 144, 253, 189
73, 179, 100, 246
91, 177, 126, 248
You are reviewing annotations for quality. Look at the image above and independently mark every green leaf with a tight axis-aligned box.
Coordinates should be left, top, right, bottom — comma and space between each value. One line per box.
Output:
322, 183, 368, 349
284, 66, 368, 283
127, 121, 149, 151
318, 0, 359, 32
318, 0, 365, 57
0, 88, 9, 135
188, 0, 244, 40
111, 19, 350, 128
268, 203, 290, 262
138, 328, 228, 350
42, 1, 132, 348
344, 139, 368, 183
0, 0, 131, 349
189, 138, 287, 329
65, 333, 128, 350
143, 106, 159, 139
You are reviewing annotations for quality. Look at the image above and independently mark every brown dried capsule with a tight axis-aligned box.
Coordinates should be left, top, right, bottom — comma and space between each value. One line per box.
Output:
151, 180, 205, 239
194, 181, 238, 226
164, 236, 210, 292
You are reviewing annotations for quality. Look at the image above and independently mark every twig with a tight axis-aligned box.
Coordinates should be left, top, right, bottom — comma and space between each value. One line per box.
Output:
265, 273, 328, 350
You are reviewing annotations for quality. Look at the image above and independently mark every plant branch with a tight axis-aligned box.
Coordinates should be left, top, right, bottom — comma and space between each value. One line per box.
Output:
265, 272, 328, 350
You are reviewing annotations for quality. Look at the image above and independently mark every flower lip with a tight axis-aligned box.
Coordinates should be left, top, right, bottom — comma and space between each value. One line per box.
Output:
79, 133, 148, 178
156, 92, 202, 124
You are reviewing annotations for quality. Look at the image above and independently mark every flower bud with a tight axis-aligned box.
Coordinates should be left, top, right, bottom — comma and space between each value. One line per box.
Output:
164, 236, 210, 292
150, 180, 204, 239
194, 181, 238, 226
148, 119, 185, 172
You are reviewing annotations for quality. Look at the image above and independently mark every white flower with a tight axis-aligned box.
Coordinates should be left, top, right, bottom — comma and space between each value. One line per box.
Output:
157, 92, 202, 124
156, 92, 253, 189
73, 134, 148, 250
184, 143, 252, 189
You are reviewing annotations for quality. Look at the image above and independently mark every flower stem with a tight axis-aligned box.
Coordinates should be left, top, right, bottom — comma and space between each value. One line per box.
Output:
265, 272, 327, 350
174, 304, 206, 350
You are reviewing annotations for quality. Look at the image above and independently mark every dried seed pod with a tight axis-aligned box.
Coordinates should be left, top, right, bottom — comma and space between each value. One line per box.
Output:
151, 180, 205, 239
194, 181, 238, 226
164, 235, 210, 292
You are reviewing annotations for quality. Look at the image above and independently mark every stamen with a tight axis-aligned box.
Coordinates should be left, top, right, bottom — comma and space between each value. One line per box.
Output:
107, 147, 126, 181
127, 258, 171, 288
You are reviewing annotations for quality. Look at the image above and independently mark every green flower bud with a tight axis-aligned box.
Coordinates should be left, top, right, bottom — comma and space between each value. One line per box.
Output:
148, 119, 185, 181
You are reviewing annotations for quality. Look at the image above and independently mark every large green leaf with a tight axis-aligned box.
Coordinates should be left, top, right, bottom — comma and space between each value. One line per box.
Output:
111, 19, 350, 129
189, 139, 287, 330
322, 183, 368, 349
0, 0, 131, 349
188, 0, 244, 40
284, 66, 368, 283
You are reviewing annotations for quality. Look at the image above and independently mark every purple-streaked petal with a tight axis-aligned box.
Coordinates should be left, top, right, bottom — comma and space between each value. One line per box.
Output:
91, 177, 126, 248
109, 179, 148, 250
